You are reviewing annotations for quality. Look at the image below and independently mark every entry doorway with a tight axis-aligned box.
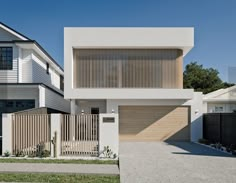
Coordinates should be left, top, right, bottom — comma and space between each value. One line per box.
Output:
91, 108, 99, 114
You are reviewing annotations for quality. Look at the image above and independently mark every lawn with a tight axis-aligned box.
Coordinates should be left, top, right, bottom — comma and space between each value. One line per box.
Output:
0, 173, 120, 183
0, 158, 118, 164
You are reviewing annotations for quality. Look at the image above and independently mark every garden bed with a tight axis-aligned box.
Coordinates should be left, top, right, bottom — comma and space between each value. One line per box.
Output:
198, 138, 236, 156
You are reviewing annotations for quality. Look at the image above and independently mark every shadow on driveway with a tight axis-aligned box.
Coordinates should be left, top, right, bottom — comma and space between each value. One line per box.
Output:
165, 141, 235, 158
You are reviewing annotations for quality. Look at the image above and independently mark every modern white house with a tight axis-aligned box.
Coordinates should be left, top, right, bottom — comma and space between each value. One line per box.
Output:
0, 22, 70, 152
203, 85, 236, 113
64, 27, 203, 143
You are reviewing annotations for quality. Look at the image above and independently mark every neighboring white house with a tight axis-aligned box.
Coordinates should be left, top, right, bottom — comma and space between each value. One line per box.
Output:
64, 27, 203, 142
0, 22, 70, 151
203, 85, 236, 113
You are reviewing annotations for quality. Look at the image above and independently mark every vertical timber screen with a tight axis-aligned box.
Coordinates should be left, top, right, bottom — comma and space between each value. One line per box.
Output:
12, 114, 51, 156
61, 114, 99, 156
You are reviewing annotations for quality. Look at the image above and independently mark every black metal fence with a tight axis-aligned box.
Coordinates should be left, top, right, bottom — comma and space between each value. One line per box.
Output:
203, 113, 236, 146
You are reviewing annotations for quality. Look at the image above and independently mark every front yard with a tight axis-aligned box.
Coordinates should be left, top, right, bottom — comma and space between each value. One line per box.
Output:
0, 173, 120, 183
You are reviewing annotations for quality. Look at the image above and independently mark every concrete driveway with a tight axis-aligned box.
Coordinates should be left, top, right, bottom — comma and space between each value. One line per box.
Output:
119, 142, 236, 183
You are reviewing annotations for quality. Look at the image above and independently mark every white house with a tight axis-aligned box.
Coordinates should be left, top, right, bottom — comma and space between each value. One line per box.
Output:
203, 85, 236, 113
64, 27, 203, 143
0, 22, 70, 152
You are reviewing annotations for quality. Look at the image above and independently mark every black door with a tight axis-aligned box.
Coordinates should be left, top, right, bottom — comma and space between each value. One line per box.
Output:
91, 108, 99, 114
0, 100, 35, 154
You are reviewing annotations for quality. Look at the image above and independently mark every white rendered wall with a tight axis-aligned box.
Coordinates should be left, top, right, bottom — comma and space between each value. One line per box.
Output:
64, 27, 194, 99
51, 114, 61, 157
206, 103, 236, 113
185, 92, 203, 142
99, 113, 119, 157
2, 114, 12, 155
65, 88, 194, 100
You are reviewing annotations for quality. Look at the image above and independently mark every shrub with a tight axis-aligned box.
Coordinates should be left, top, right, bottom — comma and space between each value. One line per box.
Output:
198, 138, 210, 145
15, 150, 24, 157
41, 150, 50, 158
4, 150, 10, 157
102, 146, 113, 158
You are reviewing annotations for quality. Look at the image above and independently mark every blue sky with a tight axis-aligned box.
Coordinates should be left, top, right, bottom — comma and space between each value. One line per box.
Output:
0, 0, 235, 81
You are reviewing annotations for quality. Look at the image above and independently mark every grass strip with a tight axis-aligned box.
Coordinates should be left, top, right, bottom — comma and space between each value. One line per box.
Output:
0, 158, 118, 164
0, 173, 120, 183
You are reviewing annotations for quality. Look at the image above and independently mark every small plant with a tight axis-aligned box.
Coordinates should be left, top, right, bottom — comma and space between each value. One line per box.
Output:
4, 150, 10, 157
15, 150, 24, 157
102, 146, 113, 158
28, 152, 36, 158
229, 144, 236, 155
198, 138, 210, 145
215, 142, 223, 150
41, 150, 50, 158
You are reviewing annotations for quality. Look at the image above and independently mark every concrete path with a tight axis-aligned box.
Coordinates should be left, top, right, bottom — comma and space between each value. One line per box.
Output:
0, 163, 119, 175
119, 142, 236, 183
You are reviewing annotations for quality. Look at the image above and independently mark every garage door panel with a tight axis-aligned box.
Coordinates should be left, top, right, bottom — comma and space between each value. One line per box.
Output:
119, 106, 190, 141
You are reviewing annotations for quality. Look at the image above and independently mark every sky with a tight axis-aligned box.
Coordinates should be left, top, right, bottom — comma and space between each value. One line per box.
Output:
0, 0, 235, 81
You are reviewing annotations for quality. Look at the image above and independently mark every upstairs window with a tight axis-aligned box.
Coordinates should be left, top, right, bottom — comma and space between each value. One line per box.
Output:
46, 63, 49, 74
60, 75, 64, 91
0, 47, 13, 70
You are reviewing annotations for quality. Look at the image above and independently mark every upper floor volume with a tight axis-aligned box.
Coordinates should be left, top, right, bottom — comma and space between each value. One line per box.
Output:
64, 27, 194, 99
0, 22, 64, 92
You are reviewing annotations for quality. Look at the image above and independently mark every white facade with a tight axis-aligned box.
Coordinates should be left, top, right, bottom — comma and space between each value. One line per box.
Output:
0, 22, 70, 113
64, 27, 194, 99
64, 27, 203, 142
203, 85, 236, 113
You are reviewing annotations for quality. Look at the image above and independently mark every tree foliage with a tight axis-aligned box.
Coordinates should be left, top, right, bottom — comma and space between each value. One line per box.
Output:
183, 62, 234, 94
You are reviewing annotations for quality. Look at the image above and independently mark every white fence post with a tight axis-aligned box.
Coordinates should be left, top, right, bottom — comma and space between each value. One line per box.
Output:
51, 114, 61, 158
2, 114, 12, 156
99, 113, 119, 158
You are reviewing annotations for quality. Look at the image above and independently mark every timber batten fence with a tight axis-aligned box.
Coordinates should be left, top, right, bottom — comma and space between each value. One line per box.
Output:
12, 114, 51, 156
61, 114, 99, 156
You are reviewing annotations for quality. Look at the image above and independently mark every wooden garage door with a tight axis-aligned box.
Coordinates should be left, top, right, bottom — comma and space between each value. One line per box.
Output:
119, 106, 190, 141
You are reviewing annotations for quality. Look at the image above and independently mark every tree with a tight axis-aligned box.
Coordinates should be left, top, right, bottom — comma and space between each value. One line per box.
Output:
183, 62, 234, 94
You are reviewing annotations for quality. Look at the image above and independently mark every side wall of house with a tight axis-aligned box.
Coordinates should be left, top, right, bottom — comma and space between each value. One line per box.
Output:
39, 86, 70, 113
31, 51, 61, 92
21, 49, 33, 83
206, 102, 236, 113
0, 86, 39, 107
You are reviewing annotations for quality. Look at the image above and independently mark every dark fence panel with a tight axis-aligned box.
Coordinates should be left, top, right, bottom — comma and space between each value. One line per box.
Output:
203, 113, 236, 146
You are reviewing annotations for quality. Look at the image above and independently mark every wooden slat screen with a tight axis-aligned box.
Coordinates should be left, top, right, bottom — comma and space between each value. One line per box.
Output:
12, 114, 50, 156
61, 114, 99, 156
74, 49, 183, 88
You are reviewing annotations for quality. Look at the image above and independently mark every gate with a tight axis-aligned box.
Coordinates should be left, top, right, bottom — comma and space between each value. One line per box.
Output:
203, 113, 236, 146
12, 114, 51, 156
61, 114, 99, 156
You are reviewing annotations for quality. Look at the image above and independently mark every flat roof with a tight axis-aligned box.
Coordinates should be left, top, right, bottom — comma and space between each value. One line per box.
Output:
64, 27, 194, 56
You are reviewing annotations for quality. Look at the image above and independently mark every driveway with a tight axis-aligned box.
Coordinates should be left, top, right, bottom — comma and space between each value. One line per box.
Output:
119, 142, 236, 183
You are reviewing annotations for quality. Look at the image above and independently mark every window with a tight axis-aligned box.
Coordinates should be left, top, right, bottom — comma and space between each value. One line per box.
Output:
46, 63, 49, 74
60, 75, 64, 91
215, 106, 224, 112
0, 47, 13, 70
